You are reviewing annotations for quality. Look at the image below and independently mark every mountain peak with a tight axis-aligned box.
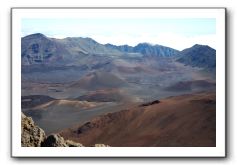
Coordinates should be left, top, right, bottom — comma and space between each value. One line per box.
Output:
23, 33, 47, 39
177, 44, 216, 70
83, 37, 98, 44
191, 44, 214, 50
136, 42, 153, 47
64, 36, 98, 44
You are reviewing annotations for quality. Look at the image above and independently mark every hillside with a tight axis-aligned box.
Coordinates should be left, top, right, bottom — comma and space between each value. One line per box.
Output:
177, 44, 216, 70
22, 33, 181, 66
69, 71, 128, 90
21, 33, 122, 65
60, 92, 216, 147
21, 33, 69, 65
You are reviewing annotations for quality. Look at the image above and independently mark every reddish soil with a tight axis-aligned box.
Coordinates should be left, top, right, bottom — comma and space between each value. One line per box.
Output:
60, 92, 216, 147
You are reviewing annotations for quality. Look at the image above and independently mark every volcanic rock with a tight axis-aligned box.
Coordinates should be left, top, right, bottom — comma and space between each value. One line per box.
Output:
21, 112, 46, 147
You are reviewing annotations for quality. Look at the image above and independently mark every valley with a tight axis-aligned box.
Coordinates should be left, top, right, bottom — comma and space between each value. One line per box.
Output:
21, 33, 216, 146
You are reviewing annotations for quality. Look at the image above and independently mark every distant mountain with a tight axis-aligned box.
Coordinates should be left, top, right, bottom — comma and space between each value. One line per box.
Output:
105, 42, 179, 57
177, 44, 216, 70
21, 33, 69, 65
21, 33, 122, 65
22, 33, 179, 66
133, 43, 179, 57
57, 37, 122, 55
21, 33, 215, 72
104, 44, 134, 53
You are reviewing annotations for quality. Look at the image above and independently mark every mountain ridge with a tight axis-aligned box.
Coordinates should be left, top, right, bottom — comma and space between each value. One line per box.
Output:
21, 33, 216, 84
22, 33, 182, 65
22, 33, 216, 69
176, 44, 216, 70
105, 42, 179, 57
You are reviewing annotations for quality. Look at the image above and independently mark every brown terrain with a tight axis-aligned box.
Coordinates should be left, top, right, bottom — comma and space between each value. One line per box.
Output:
60, 92, 216, 147
69, 71, 128, 90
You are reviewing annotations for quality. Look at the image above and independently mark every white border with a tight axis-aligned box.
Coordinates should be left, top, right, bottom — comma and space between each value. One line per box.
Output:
11, 8, 226, 157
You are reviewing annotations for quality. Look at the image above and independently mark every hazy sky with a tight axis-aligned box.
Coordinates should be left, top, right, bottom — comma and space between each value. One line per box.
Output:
22, 18, 216, 50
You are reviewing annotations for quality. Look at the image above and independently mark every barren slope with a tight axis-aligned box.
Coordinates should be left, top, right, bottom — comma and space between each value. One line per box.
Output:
60, 92, 216, 147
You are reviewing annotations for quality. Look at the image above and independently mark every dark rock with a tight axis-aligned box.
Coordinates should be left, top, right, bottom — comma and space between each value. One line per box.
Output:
140, 100, 160, 107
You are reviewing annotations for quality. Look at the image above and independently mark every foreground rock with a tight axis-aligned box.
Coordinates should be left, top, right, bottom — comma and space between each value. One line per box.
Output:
92, 144, 110, 147
21, 112, 46, 147
21, 112, 109, 147
41, 134, 84, 147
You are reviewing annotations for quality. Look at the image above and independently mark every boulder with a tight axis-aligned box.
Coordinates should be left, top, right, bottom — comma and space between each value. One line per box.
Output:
93, 144, 110, 147
21, 112, 46, 147
41, 134, 84, 147
66, 140, 84, 147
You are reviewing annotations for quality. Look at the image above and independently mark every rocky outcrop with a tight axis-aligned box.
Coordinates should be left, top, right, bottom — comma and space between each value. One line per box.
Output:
140, 100, 160, 107
21, 112, 46, 147
65, 140, 84, 147
21, 112, 109, 147
41, 134, 84, 147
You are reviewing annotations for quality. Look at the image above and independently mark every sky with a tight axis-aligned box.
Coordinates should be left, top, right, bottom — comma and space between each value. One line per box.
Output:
22, 18, 216, 50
